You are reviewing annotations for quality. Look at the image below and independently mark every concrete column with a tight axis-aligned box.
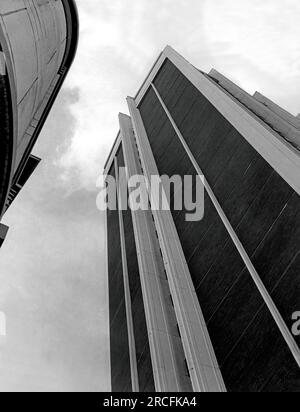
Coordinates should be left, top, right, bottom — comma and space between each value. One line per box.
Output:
127, 98, 227, 392
119, 113, 192, 392
253, 91, 300, 130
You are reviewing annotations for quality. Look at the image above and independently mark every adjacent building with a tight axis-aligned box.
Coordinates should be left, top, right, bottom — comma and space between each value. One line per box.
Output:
105, 46, 300, 392
0, 0, 79, 244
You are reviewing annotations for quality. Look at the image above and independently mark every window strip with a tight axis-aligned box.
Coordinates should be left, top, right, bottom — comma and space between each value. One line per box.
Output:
114, 156, 140, 392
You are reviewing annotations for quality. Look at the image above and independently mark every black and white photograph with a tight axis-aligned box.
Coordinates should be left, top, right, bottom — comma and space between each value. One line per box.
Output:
0, 0, 299, 396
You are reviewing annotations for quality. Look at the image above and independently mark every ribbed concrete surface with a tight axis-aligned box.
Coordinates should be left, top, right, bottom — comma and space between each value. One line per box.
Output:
0, 0, 67, 168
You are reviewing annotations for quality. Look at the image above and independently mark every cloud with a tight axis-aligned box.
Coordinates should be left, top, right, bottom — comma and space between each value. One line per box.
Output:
56, 0, 300, 192
0, 89, 109, 392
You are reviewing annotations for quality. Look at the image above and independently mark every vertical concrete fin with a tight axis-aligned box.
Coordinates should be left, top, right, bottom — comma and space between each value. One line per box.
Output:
150, 82, 300, 371
119, 113, 192, 392
126, 99, 227, 393
253, 91, 300, 130
208, 69, 300, 149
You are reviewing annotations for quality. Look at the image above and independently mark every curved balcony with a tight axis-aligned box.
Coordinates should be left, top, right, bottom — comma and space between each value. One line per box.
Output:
0, 0, 79, 217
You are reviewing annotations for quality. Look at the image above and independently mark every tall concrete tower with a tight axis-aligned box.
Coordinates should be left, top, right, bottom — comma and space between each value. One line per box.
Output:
0, 0, 79, 244
104, 47, 300, 392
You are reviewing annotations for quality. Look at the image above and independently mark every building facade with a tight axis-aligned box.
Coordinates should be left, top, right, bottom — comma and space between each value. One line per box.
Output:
105, 47, 300, 392
0, 0, 78, 244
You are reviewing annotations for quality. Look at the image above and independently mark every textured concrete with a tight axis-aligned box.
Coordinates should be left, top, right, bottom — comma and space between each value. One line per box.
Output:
107, 166, 132, 392
120, 113, 192, 392
129, 98, 226, 392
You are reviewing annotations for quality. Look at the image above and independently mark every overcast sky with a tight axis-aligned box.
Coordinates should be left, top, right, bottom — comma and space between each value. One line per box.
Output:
0, 0, 299, 392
